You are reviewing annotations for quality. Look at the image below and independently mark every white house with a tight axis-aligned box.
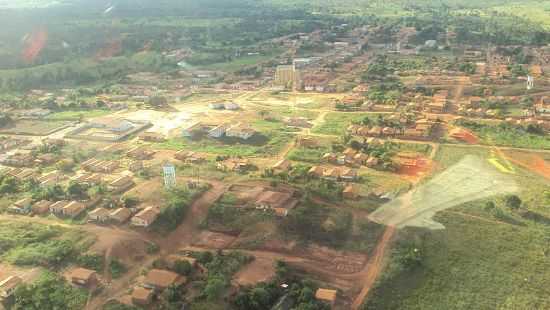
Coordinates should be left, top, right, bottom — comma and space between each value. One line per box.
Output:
208, 124, 229, 138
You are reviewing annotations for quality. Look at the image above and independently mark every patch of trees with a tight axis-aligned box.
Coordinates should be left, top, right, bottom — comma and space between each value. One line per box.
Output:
152, 184, 208, 233
233, 261, 330, 310
281, 201, 353, 246
14, 272, 87, 310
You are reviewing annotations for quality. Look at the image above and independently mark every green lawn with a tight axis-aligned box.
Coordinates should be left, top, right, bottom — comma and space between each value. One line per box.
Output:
364, 145, 550, 310
455, 121, 550, 150
311, 112, 380, 135
45, 109, 112, 121
155, 120, 294, 157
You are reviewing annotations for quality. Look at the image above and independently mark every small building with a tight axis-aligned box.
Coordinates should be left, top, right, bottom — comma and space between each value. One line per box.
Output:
132, 286, 154, 306
109, 176, 135, 194
296, 137, 318, 148
139, 131, 166, 142
29, 200, 51, 215
254, 191, 298, 216
224, 102, 240, 110
69, 268, 98, 288
343, 184, 359, 200
272, 159, 291, 172
126, 146, 155, 160
315, 288, 337, 306
225, 123, 256, 140
143, 269, 185, 291
340, 168, 358, 181
49, 200, 69, 215
109, 208, 133, 224
88, 208, 110, 223
8, 197, 33, 214
0, 276, 22, 298
208, 124, 229, 138
131, 206, 161, 227
308, 166, 325, 178
209, 102, 225, 110
128, 160, 144, 172
63, 201, 87, 218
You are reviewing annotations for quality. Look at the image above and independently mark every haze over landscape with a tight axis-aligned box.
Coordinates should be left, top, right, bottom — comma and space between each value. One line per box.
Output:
0, 1, 548, 310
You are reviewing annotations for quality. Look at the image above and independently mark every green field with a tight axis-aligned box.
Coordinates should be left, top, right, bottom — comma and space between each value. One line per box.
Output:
364, 145, 550, 309
156, 120, 295, 157
45, 109, 112, 121
0, 120, 70, 135
311, 112, 379, 135
0, 221, 89, 267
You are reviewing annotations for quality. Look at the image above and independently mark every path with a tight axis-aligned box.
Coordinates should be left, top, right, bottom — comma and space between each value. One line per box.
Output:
351, 226, 396, 310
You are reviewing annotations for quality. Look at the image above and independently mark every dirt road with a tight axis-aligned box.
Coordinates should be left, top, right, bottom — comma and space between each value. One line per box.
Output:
351, 226, 396, 310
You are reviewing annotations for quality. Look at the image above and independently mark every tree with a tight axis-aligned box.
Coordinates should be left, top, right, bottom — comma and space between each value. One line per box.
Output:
504, 195, 522, 210
204, 276, 225, 301
173, 259, 192, 276
67, 182, 88, 200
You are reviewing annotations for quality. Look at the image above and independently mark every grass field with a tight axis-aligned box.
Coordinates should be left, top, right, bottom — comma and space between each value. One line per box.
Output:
311, 112, 379, 135
155, 119, 294, 157
45, 109, 111, 121
454, 121, 550, 150
364, 145, 550, 309
0, 120, 71, 135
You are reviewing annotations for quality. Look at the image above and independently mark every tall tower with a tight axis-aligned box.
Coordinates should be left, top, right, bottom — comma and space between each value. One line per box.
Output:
163, 162, 176, 188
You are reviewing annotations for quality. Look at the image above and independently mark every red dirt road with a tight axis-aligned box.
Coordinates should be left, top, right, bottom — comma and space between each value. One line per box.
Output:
351, 226, 396, 310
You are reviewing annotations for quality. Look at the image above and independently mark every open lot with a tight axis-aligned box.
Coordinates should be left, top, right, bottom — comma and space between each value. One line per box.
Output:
0, 120, 72, 136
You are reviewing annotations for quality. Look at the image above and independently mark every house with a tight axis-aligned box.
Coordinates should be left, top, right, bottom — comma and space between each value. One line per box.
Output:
139, 131, 166, 142
0, 276, 22, 298
343, 184, 359, 200
128, 160, 144, 172
217, 158, 250, 173
366, 157, 379, 168
353, 153, 369, 166
63, 201, 87, 218
143, 269, 185, 291
131, 206, 161, 227
132, 286, 154, 306
226, 123, 256, 140
32, 200, 52, 214
255, 191, 298, 216
109, 176, 135, 193
174, 150, 206, 164
8, 197, 32, 214
272, 159, 291, 172
296, 137, 318, 148
88, 208, 110, 223
34, 153, 58, 165
49, 200, 69, 215
109, 208, 133, 224
340, 168, 358, 181
209, 102, 225, 110
126, 146, 155, 160
322, 153, 337, 163
69, 268, 98, 288
284, 117, 312, 128
322, 168, 340, 181
90, 118, 134, 133
308, 166, 325, 178
208, 124, 229, 138
224, 102, 240, 110
315, 288, 337, 306
73, 173, 103, 186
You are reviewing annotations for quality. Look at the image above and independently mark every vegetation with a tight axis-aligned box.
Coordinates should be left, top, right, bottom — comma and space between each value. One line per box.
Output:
0, 221, 88, 267
14, 272, 88, 310
455, 119, 550, 149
